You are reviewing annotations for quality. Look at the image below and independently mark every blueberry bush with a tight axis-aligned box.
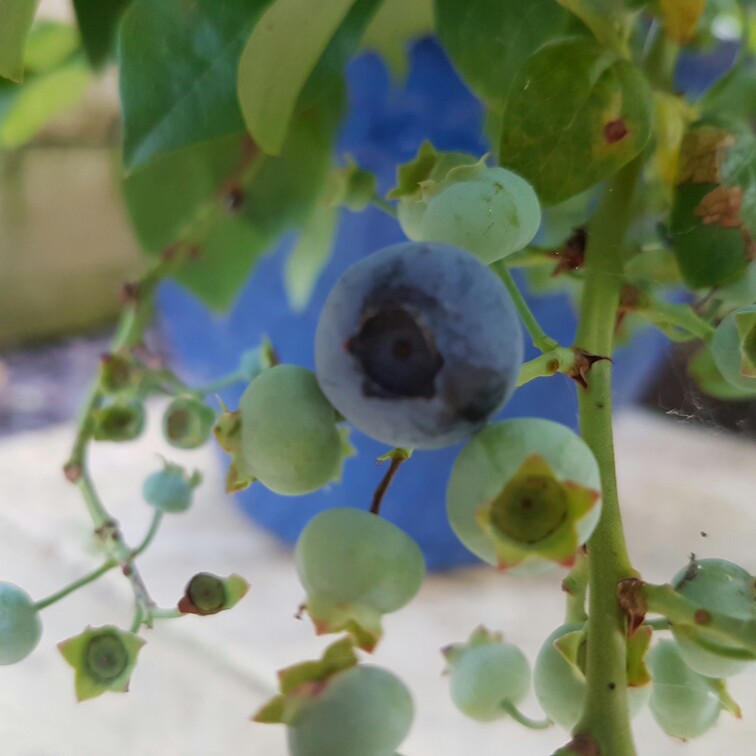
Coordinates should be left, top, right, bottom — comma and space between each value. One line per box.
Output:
1, 1, 755, 754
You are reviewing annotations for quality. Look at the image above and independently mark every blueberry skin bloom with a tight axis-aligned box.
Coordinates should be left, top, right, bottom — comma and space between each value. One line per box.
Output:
315, 242, 524, 449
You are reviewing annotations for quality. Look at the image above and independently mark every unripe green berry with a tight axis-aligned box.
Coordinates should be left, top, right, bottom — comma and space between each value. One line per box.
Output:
443, 627, 531, 722
0, 582, 42, 665
671, 558, 756, 678
186, 573, 226, 615
648, 640, 737, 740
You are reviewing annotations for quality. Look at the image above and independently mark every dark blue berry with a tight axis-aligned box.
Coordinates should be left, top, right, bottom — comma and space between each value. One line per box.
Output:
314, 242, 523, 448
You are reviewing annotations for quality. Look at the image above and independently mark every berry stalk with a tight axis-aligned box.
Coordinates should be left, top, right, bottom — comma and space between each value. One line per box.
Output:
495, 262, 559, 353
570, 156, 645, 755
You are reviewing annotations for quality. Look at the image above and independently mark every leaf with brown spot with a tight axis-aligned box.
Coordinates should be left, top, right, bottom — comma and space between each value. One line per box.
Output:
676, 127, 736, 185
694, 185, 745, 228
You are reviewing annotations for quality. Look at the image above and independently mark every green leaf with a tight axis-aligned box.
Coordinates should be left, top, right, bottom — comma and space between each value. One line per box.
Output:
361, 0, 433, 79
119, 0, 272, 170
23, 21, 80, 73
237, 0, 355, 155
241, 79, 346, 235
123, 80, 344, 308
434, 0, 568, 110
122, 134, 244, 254
178, 216, 272, 310
499, 37, 653, 206
555, 0, 629, 53
73, 0, 132, 68
284, 201, 338, 310
688, 347, 756, 401
0, 60, 90, 149
0, 0, 40, 82
700, 61, 756, 124
239, 0, 381, 155
122, 134, 273, 309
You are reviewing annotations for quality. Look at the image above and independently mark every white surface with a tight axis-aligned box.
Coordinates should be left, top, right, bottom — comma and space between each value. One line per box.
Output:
0, 407, 755, 755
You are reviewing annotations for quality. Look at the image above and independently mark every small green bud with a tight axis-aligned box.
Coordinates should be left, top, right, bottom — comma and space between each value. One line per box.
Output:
323, 157, 378, 212
142, 462, 201, 514
178, 572, 248, 616
58, 626, 145, 701
238, 338, 277, 382
163, 395, 215, 449
92, 401, 145, 442
0, 582, 42, 665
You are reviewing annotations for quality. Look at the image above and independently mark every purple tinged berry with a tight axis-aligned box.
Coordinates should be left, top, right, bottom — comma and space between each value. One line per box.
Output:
315, 242, 524, 449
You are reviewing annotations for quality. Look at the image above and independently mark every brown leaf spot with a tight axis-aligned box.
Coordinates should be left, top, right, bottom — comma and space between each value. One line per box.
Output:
603, 119, 628, 144
677, 128, 736, 184
694, 608, 712, 625
694, 185, 744, 228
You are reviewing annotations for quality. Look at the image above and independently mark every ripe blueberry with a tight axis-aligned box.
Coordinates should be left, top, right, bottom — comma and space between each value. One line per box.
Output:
314, 242, 523, 449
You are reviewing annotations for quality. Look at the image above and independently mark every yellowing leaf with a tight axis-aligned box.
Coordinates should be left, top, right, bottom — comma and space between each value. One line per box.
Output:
0, 0, 40, 82
360, 0, 433, 79
0, 61, 89, 149
660, 0, 706, 44
238, 0, 355, 155
652, 91, 697, 190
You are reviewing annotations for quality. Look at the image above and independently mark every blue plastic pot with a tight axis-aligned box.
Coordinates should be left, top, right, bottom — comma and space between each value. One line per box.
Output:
158, 39, 668, 569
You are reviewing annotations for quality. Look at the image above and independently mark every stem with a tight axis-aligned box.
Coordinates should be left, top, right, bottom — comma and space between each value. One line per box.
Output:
516, 347, 582, 386
572, 157, 644, 756
500, 701, 552, 730
371, 194, 397, 217
77, 471, 157, 622
195, 370, 245, 397
643, 617, 671, 631
132, 511, 164, 559
493, 263, 559, 352
504, 248, 558, 269
562, 550, 589, 624
640, 582, 756, 656
130, 605, 143, 634
33, 559, 118, 611
638, 300, 716, 342
370, 449, 412, 515
59, 139, 262, 625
